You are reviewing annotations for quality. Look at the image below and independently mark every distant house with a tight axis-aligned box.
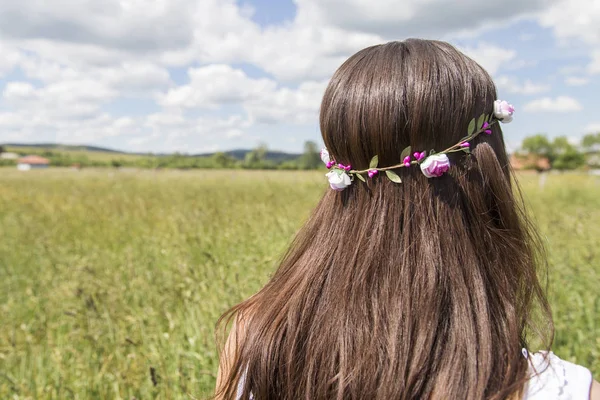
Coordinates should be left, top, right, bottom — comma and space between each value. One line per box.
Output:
510, 154, 551, 171
17, 155, 50, 171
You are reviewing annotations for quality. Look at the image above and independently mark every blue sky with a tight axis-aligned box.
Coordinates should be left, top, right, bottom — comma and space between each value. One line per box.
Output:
0, 0, 598, 154
243, 0, 296, 26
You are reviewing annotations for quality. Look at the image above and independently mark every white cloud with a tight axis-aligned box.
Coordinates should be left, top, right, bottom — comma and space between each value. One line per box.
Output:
245, 81, 327, 125
523, 96, 583, 112
2, 79, 117, 118
588, 51, 600, 74
0, 47, 174, 146
0, 0, 596, 152
565, 76, 589, 86
248, 26, 381, 82
496, 75, 550, 95
0, 42, 21, 77
182, 0, 527, 82
144, 111, 248, 136
585, 123, 600, 133
0, 1, 261, 72
97, 63, 172, 94
539, 0, 600, 76
0, 0, 196, 54
54, 114, 145, 142
0, 105, 250, 151
532, 0, 600, 119
2, 82, 36, 99
141, 111, 250, 153
459, 43, 516, 75
540, 0, 600, 45
0, 110, 143, 144
159, 65, 325, 125
160, 65, 276, 109
17, 54, 172, 94
175, 11, 382, 82
296, 0, 553, 38
0, 0, 539, 89
0, 74, 142, 144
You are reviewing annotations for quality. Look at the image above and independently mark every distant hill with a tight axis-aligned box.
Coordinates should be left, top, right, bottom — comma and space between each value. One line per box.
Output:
2, 143, 126, 154
1, 143, 302, 162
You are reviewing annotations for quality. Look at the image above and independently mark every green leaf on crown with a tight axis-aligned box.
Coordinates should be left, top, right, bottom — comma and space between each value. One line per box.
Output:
385, 170, 402, 183
477, 114, 486, 130
369, 155, 379, 169
467, 118, 476, 135
400, 145, 412, 160
461, 147, 471, 154
355, 173, 366, 182
484, 113, 491, 123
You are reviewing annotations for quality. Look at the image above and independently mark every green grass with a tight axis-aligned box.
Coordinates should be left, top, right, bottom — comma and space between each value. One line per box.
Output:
0, 169, 598, 399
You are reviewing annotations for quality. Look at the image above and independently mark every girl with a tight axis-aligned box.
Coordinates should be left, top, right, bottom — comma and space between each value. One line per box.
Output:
215, 39, 599, 399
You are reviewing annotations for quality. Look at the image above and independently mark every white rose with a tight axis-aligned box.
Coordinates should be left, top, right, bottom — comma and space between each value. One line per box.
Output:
320, 148, 330, 164
493, 100, 515, 123
326, 170, 351, 191
420, 153, 450, 178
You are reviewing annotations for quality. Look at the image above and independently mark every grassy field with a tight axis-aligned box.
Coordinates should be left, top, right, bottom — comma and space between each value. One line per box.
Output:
0, 169, 598, 399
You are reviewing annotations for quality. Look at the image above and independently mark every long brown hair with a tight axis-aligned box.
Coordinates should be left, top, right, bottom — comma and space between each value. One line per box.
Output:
216, 39, 553, 399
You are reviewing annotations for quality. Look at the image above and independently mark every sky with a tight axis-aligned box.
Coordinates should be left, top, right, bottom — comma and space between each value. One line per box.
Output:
0, 0, 599, 154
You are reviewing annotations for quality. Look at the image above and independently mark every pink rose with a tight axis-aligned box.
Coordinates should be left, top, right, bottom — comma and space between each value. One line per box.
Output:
420, 154, 450, 178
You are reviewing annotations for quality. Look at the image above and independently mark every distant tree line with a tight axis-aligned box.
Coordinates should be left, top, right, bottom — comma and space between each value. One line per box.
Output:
517, 132, 600, 170
2, 134, 600, 171
0, 141, 325, 170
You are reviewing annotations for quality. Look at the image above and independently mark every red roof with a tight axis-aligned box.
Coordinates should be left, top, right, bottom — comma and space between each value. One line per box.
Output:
17, 155, 50, 165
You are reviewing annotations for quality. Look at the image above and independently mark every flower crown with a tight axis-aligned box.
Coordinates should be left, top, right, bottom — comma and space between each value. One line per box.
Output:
321, 100, 515, 191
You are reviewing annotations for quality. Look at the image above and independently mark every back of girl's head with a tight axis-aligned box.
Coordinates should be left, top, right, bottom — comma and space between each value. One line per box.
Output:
217, 39, 553, 400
